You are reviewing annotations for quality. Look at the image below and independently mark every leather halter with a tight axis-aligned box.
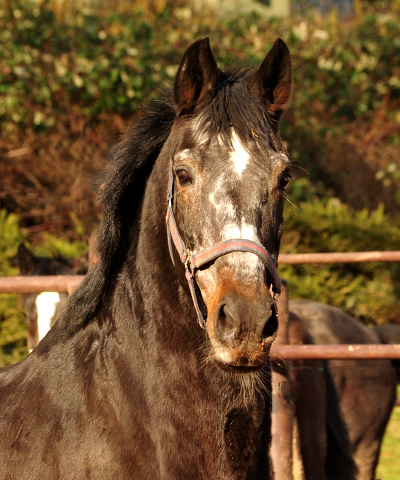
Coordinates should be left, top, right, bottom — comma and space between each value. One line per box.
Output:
165, 162, 282, 329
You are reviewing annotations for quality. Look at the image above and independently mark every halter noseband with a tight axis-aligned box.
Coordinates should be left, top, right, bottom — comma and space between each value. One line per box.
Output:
165, 162, 282, 329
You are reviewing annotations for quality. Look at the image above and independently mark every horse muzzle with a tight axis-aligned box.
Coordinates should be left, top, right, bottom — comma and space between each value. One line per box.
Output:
213, 296, 278, 369
197, 260, 279, 369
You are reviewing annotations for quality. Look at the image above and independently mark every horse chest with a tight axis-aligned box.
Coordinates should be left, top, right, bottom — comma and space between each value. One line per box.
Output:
138, 374, 269, 479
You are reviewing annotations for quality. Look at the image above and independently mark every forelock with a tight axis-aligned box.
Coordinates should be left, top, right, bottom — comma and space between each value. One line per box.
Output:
191, 68, 275, 152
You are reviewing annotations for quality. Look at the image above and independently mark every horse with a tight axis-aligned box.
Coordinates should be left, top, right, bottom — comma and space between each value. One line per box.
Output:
17, 243, 87, 352
289, 300, 397, 480
15, 256, 358, 479
374, 323, 400, 383
0, 37, 293, 479
276, 309, 357, 480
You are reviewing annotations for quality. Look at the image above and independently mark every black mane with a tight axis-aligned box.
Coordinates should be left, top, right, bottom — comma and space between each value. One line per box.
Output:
55, 99, 175, 337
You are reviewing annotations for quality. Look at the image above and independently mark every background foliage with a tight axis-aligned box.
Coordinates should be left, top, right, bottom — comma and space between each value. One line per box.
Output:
1, 0, 400, 363
0, 209, 86, 365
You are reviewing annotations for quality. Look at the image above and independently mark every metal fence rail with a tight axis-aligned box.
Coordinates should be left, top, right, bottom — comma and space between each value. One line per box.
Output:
270, 344, 400, 360
1, 251, 399, 361
0, 275, 83, 294
279, 250, 400, 264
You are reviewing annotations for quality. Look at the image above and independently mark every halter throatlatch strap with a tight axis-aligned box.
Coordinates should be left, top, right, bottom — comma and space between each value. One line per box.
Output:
166, 164, 282, 329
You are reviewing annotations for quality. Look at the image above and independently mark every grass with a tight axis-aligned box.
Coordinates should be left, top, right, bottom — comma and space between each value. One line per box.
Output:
376, 387, 400, 480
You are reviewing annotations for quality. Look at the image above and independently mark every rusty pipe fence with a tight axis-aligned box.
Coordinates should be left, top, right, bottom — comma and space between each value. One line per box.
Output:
273, 250, 400, 359
1, 250, 400, 360
274, 251, 400, 479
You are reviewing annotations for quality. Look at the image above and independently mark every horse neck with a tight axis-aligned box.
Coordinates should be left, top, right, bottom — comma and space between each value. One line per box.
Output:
104, 151, 200, 349
116, 150, 272, 388
93, 154, 273, 475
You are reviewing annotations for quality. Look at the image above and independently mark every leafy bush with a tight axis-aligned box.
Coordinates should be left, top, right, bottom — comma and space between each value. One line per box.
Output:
0, 210, 87, 366
280, 192, 400, 325
1, 0, 399, 236
282, 6, 400, 212
0, 210, 27, 365
0, 0, 184, 132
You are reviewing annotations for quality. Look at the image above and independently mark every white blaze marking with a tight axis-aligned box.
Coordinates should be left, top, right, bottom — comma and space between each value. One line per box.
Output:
223, 222, 258, 243
209, 179, 236, 217
35, 292, 61, 342
230, 131, 250, 176
240, 221, 258, 241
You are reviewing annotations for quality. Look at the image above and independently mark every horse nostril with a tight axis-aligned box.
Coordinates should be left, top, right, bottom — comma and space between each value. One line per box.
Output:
214, 297, 278, 347
214, 301, 241, 347
216, 303, 227, 329
262, 305, 278, 343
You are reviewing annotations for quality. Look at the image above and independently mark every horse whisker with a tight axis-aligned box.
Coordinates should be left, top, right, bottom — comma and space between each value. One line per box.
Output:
291, 164, 310, 176
284, 193, 302, 211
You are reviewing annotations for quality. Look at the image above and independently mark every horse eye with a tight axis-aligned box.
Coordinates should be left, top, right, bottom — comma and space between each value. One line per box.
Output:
176, 169, 191, 185
279, 172, 291, 191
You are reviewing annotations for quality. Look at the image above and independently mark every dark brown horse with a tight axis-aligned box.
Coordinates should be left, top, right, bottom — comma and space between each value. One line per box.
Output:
0, 38, 292, 479
271, 307, 357, 480
290, 300, 397, 480
374, 324, 400, 391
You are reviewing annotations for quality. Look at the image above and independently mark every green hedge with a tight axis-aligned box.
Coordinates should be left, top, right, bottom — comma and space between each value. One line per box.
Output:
1, 1, 399, 206
280, 191, 400, 325
0, 211, 27, 365
0, 210, 87, 366
1, 2, 399, 130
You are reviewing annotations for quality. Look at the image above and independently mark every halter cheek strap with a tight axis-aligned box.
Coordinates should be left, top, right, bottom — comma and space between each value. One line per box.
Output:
166, 164, 282, 329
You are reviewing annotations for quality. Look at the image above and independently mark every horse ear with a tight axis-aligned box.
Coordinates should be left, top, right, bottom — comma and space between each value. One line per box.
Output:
248, 38, 292, 125
173, 37, 220, 116
18, 243, 36, 274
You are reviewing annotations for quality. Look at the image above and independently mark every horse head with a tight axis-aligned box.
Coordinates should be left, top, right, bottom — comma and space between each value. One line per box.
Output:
165, 38, 292, 371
